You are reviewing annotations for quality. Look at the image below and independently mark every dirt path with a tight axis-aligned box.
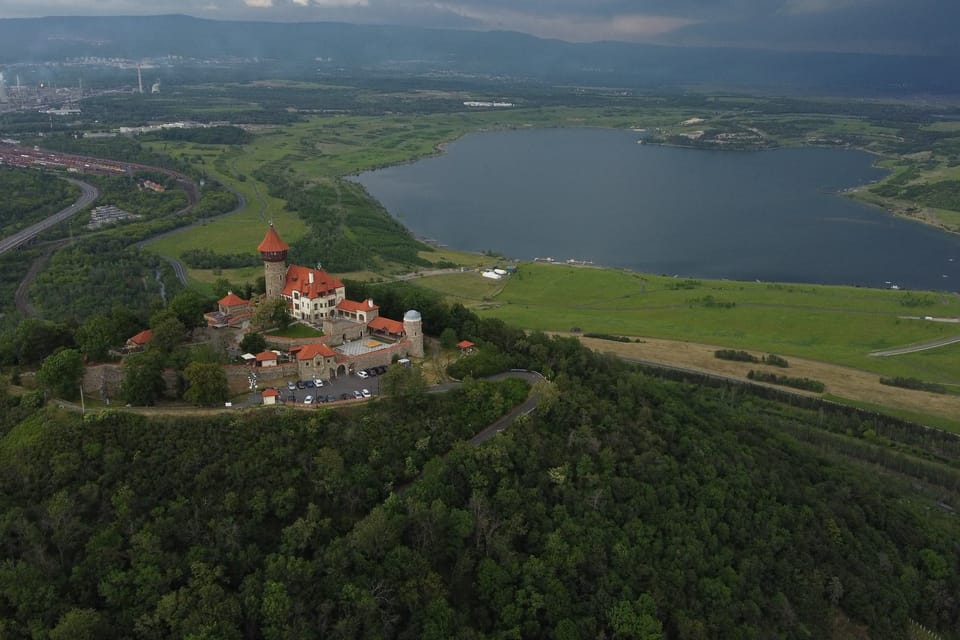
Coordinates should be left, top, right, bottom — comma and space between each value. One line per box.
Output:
574, 335, 960, 425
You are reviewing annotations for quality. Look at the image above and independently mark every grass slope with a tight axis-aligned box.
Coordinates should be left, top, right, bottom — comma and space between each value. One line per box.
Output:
416, 262, 960, 383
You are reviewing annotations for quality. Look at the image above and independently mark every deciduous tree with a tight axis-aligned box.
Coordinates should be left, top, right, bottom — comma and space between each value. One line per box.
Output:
37, 348, 84, 400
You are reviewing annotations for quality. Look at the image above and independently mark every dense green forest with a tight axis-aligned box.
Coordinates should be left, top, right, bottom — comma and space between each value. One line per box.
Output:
0, 167, 79, 237
1, 307, 958, 638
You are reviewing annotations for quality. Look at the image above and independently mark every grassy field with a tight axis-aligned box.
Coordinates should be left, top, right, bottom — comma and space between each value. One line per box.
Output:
141, 141, 309, 279
415, 262, 960, 383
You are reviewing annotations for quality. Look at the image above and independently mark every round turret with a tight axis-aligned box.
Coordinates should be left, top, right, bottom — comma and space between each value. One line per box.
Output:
403, 309, 424, 358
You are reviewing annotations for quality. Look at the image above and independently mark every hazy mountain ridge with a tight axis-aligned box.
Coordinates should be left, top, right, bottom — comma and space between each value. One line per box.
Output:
0, 14, 958, 94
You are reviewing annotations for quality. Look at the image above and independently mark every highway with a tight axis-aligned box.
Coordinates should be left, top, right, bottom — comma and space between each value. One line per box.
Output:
0, 178, 99, 256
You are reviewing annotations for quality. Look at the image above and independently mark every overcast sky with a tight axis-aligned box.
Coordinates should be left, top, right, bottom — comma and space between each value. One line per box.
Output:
1, 0, 956, 55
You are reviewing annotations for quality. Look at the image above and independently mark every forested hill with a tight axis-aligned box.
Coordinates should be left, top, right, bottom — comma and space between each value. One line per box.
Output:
0, 327, 958, 637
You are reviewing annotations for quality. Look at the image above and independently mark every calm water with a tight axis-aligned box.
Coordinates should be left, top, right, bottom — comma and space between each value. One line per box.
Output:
354, 128, 960, 290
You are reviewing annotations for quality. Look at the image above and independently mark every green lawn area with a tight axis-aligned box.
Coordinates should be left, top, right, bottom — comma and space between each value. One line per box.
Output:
414, 262, 960, 382
265, 323, 324, 338
141, 141, 309, 269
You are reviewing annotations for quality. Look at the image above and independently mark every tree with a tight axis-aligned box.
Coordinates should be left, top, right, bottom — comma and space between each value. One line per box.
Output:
75, 314, 122, 361
121, 350, 166, 405
14, 318, 75, 365
169, 289, 211, 332
252, 297, 291, 331
381, 363, 427, 405
439, 327, 458, 350
183, 362, 229, 406
240, 332, 267, 355
148, 311, 187, 354
37, 348, 84, 401
49, 608, 107, 640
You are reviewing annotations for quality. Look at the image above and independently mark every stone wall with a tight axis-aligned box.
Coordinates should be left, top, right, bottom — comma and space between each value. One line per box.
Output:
225, 363, 298, 394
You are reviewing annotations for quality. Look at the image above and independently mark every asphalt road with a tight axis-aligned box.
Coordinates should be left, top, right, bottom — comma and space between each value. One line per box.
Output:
0, 178, 99, 256
869, 335, 960, 357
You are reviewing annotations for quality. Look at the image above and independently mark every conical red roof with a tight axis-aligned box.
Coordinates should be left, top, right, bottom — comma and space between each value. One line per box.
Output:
257, 225, 289, 253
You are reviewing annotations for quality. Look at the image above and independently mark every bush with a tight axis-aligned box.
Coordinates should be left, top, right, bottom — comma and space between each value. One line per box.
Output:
762, 354, 790, 368
879, 376, 948, 394
748, 370, 825, 393
715, 349, 758, 363
584, 333, 633, 343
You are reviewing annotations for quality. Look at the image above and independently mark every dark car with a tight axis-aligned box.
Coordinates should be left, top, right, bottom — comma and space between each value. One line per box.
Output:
304, 380, 315, 388
376, 365, 388, 374
326, 394, 336, 403
296, 380, 306, 389
340, 392, 352, 400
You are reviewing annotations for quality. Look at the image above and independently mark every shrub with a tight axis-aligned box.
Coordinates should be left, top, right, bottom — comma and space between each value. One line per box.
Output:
715, 349, 758, 363
747, 370, 825, 393
762, 354, 790, 368
879, 376, 948, 394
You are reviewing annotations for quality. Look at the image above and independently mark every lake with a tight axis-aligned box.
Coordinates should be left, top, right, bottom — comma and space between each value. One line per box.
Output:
354, 128, 960, 291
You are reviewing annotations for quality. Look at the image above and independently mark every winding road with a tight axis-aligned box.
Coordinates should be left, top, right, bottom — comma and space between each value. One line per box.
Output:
0, 178, 99, 257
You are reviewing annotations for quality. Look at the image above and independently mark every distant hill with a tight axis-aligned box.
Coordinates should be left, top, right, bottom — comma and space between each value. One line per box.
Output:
0, 14, 958, 95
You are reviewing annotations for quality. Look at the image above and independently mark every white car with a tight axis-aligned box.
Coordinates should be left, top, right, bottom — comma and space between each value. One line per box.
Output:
361, 388, 371, 398
303, 395, 313, 404
314, 379, 324, 387
357, 370, 369, 379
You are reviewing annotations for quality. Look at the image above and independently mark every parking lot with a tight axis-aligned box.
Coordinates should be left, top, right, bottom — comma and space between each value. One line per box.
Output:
263, 365, 386, 406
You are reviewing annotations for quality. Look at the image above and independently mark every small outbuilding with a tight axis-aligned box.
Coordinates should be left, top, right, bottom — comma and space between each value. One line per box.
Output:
255, 350, 279, 368
126, 329, 153, 351
456, 340, 475, 354
262, 388, 280, 405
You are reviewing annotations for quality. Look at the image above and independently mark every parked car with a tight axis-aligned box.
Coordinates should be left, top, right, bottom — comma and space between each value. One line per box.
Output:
340, 392, 352, 400
303, 395, 313, 404
287, 381, 297, 390
353, 390, 363, 399
357, 370, 369, 379
304, 380, 315, 388
296, 380, 306, 389
361, 388, 371, 398
366, 368, 378, 377
326, 394, 336, 403
376, 366, 388, 374
314, 379, 324, 387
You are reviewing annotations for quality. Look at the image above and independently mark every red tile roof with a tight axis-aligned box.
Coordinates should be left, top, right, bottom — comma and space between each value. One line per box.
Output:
262, 388, 280, 397
368, 316, 404, 335
128, 329, 153, 345
457, 340, 475, 349
297, 343, 338, 360
255, 350, 278, 362
337, 298, 377, 313
257, 225, 289, 253
218, 292, 248, 307
281, 264, 344, 299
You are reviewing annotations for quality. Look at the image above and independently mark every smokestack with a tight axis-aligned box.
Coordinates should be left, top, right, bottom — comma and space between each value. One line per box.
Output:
137, 65, 143, 94
308, 271, 314, 284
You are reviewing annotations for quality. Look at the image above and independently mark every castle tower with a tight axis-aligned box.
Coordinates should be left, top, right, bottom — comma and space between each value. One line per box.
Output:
403, 310, 424, 358
258, 224, 289, 299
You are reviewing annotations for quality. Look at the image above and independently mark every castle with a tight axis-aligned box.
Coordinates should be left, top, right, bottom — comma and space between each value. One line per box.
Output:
256, 224, 423, 380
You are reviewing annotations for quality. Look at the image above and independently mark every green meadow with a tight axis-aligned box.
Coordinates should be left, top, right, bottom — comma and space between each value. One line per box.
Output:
414, 263, 960, 382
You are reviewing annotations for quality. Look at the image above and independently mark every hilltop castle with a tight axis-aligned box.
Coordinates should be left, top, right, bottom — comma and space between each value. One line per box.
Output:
255, 224, 423, 380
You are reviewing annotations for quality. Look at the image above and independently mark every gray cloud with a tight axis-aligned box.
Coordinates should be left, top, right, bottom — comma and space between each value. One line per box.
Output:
2, 0, 956, 54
